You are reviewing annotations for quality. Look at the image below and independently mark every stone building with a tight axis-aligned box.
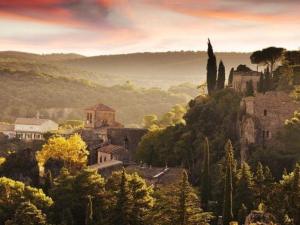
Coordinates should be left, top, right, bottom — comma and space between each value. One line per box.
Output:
85, 103, 123, 129
81, 103, 147, 166
232, 70, 261, 94
240, 91, 300, 160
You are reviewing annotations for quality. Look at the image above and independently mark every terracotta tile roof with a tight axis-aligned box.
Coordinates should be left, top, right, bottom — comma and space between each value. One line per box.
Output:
98, 144, 127, 155
85, 103, 115, 112
15, 118, 53, 125
0, 123, 15, 131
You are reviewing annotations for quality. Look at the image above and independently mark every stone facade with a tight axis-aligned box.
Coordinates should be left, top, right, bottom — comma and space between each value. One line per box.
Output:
240, 91, 300, 161
85, 103, 123, 129
232, 70, 261, 94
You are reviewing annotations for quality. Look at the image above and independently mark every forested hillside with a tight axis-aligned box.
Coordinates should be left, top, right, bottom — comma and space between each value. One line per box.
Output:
0, 69, 190, 126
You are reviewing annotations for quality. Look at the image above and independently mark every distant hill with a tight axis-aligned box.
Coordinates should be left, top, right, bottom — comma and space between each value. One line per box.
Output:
0, 51, 254, 88
62, 51, 254, 88
0, 69, 192, 126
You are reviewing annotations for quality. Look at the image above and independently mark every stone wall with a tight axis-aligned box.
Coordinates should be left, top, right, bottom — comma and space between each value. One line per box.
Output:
240, 91, 300, 160
232, 71, 261, 94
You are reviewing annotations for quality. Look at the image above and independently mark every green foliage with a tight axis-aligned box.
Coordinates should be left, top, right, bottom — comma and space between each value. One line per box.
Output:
234, 162, 254, 214
207, 39, 217, 95
0, 177, 53, 224
151, 170, 212, 225
9, 201, 48, 225
142, 104, 187, 129
0, 148, 39, 185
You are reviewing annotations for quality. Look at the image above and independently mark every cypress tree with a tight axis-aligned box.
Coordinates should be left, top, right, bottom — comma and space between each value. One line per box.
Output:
201, 137, 211, 209
85, 195, 93, 225
264, 67, 272, 91
217, 60, 225, 90
223, 140, 234, 225
237, 204, 248, 225
228, 67, 234, 86
206, 39, 217, 95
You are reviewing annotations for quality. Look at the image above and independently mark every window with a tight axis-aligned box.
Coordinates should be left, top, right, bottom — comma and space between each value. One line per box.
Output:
264, 110, 267, 116
104, 156, 107, 162
100, 156, 102, 163
266, 131, 270, 138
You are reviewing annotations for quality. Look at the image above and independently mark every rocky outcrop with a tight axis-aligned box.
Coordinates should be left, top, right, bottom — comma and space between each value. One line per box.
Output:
244, 210, 277, 225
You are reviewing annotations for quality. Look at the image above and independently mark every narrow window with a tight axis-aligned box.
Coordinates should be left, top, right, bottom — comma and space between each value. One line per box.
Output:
264, 110, 267, 116
100, 156, 102, 163
104, 156, 106, 162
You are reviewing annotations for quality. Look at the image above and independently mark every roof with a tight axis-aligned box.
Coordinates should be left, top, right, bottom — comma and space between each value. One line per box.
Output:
85, 103, 115, 112
89, 160, 123, 170
0, 123, 15, 132
15, 118, 54, 126
98, 144, 127, 155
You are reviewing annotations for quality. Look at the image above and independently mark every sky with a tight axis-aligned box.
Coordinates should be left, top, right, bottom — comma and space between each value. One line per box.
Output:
0, 0, 299, 56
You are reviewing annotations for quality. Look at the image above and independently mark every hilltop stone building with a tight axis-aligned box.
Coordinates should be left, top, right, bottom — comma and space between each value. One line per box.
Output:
239, 91, 300, 160
81, 103, 147, 170
232, 70, 261, 94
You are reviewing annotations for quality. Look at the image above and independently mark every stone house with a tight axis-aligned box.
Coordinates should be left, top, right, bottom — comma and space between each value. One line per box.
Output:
232, 70, 261, 94
240, 91, 300, 160
15, 117, 58, 141
97, 144, 129, 164
85, 103, 123, 129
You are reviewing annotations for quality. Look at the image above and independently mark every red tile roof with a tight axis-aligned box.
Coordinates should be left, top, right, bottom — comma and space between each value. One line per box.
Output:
85, 103, 115, 112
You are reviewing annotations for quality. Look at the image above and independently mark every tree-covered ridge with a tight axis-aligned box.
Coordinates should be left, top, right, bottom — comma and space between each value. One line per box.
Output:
0, 69, 190, 126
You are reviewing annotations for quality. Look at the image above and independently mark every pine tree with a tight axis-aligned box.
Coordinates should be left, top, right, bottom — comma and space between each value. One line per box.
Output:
228, 68, 234, 86
12, 201, 47, 225
235, 162, 254, 213
201, 137, 211, 209
223, 140, 234, 225
176, 170, 212, 225
254, 162, 265, 204
85, 195, 93, 225
217, 61, 225, 90
206, 39, 217, 95
113, 168, 130, 225
128, 173, 154, 225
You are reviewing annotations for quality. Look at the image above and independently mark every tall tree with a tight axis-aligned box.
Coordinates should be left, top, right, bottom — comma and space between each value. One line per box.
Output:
113, 168, 130, 225
254, 162, 265, 204
85, 196, 93, 225
176, 170, 212, 225
206, 39, 217, 95
223, 140, 234, 225
44, 170, 53, 196
217, 60, 225, 90
234, 162, 254, 214
201, 137, 211, 209
228, 68, 234, 86
250, 50, 264, 71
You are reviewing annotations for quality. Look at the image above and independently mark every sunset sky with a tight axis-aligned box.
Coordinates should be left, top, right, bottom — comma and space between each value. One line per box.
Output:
0, 0, 299, 55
